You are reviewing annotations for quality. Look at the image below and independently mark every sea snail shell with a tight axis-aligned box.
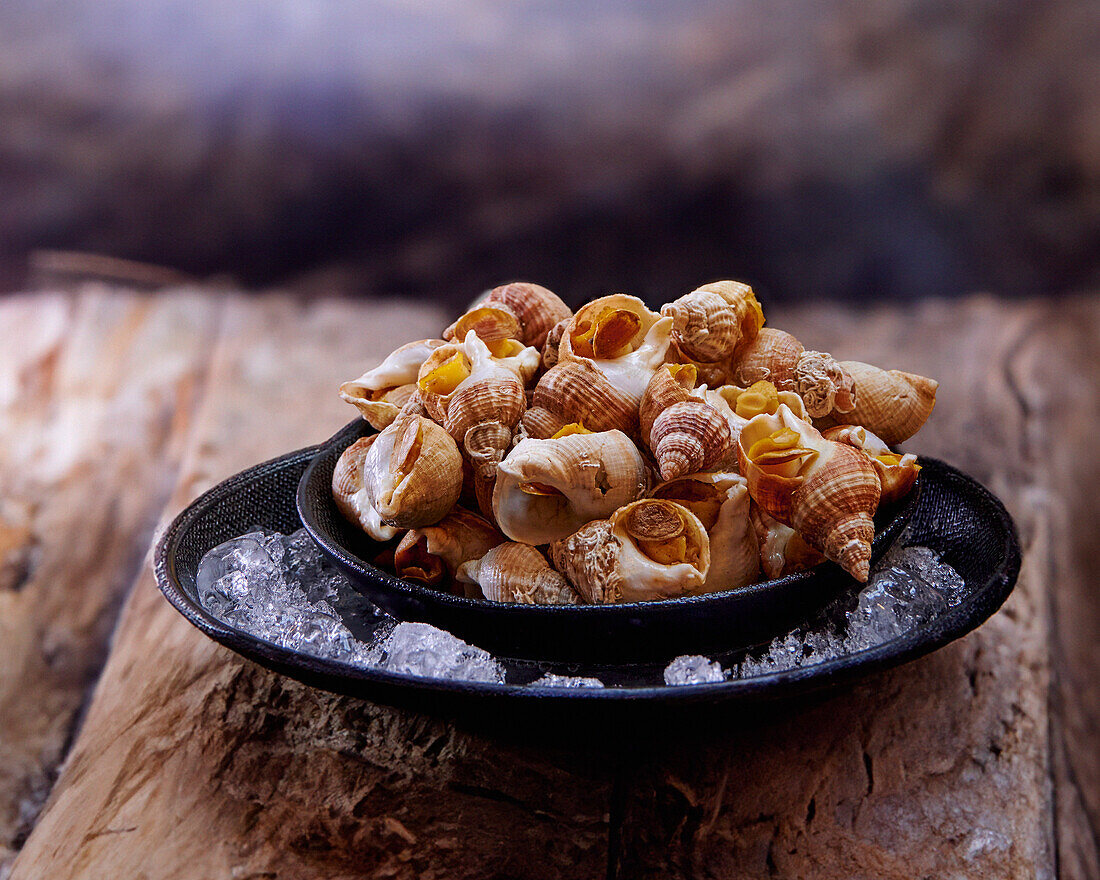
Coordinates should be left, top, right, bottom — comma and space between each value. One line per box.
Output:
393, 507, 504, 591
821, 424, 920, 504
660, 280, 765, 363
331, 435, 402, 541
548, 498, 711, 603
340, 339, 446, 430
457, 542, 580, 604
830, 361, 938, 445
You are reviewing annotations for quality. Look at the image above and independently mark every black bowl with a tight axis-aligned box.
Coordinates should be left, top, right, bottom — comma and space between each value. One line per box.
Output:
156, 440, 1019, 726
296, 420, 921, 663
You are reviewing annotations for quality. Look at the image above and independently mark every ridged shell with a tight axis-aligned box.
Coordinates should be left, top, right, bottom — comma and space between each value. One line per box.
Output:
458, 542, 579, 604
492, 430, 649, 545
831, 361, 938, 444
393, 507, 504, 591
737, 405, 881, 581
485, 282, 573, 350
364, 413, 464, 529
516, 406, 567, 441
648, 400, 733, 481
417, 331, 535, 444
821, 424, 920, 504
638, 363, 696, 439
331, 435, 402, 541
340, 339, 446, 430
558, 294, 674, 406
652, 472, 758, 592
463, 420, 512, 520
660, 280, 764, 362
748, 502, 825, 579
548, 499, 710, 603
533, 360, 640, 437
731, 328, 804, 391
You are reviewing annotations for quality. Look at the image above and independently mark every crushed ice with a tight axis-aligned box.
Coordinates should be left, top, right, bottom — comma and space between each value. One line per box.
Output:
664, 655, 726, 685
196, 527, 966, 687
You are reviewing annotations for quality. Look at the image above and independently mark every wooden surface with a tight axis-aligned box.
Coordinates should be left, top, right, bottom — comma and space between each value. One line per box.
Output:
1, 286, 1098, 878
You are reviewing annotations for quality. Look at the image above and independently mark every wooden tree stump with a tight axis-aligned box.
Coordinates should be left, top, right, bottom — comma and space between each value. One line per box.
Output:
2, 288, 1098, 878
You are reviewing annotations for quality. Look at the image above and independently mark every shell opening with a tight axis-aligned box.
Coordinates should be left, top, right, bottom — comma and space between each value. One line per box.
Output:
451, 305, 521, 343
747, 428, 816, 478
519, 481, 565, 497
418, 352, 471, 396
734, 381, 780, 419
667, 362, 698, 388
625, 501, 685, 541
551, 422, 594, 439
651, 480, 723, 531
486, 338, 526, 358
389, 418, 424, 476
394, 536, 448, 587
571, 307, 644, 359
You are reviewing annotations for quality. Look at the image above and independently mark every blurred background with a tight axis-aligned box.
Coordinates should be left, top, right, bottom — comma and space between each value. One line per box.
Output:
1, 0, 1097, 308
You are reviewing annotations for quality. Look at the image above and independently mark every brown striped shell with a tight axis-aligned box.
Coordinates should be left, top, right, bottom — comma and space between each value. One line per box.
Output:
830, 361, 938, 444
822, 424, 920, 504
660, 280, 765, 362
457, 542, 580, 604
533, 359, 640, 437
731, 328, 804, 391
640, 364, 732, 480
484, 282, 573, 350
737, 405, 881, 581
748, 502, 826, 579
340, 339, 446, 430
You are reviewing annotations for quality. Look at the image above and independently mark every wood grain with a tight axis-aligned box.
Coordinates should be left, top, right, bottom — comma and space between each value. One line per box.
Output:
4, 291, 1099, 878
0, 287, 221, 869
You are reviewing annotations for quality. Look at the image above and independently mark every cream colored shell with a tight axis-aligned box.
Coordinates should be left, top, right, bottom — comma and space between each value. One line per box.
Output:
393, 507, 504, 590
652, 471, 759, 592
548, 499, 710, 603
660, 280, 764, 362
492, 430, 649, 545
831, 361, 938, 444
340, 339, 445, 429
457, 542, 579, 604
748, 503, 825, 579
484, 282, 573, 350
330, 436, 402, 541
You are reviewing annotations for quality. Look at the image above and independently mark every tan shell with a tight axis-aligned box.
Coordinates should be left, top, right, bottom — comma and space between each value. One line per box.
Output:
458, 542, 579, 604
660, 280, 764, 362
652, 472, 758, 592
417, 330, 536, 445
822, 424, 920, 504
737, 405, 881, 581
363, 413, 464, 529
831, 361, 938, 444
548, 499, 710, 603
697, 383, 807, 451
393, 507, 504, 591
331, 435, 402, 541
340, 339, 446, 430
794, 350, 857, 419
533, 359, 640, 437
492, 430, 649, 545
484, 282, 573, 350
667, 338, 734, 389
749, 502, 826, 579
732, 328, 804, 391
558, 294, 674, 406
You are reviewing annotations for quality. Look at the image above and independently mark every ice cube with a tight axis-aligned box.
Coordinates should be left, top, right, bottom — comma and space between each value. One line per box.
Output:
663, 655, 725, 685
379, 622, 504, 683
530, 673, 604, 688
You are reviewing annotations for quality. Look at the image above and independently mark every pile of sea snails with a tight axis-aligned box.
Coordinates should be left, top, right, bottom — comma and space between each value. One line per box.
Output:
333, 281, 936, 605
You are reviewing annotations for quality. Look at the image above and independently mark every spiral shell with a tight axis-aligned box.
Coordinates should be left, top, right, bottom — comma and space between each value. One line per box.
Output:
533, 359, 640, 437
363, 413, 464, 529
830, 361, 938, 444
822, 424, 920, 504
548, 499, 710, 603
393, 507, 504, 591
559, 294, 674, 405
515, 406, 568, 441
696, 381, 807, 451
794, 350, 857, 419
541, 317, 569, 370
443, 303, 523, 346
652, 472, 758, 592
331, 435, 402, 541
748, 502, 826, 579
641, 365, 733, 480
738, 404, 881, 581
493, 430, 649, 545
732, 328, 804, 390
660, 280, 764, 362
417, 330, 537, 446
484, 282, 573, 350
340, 339, 446, 430
458, 542, 579, 604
